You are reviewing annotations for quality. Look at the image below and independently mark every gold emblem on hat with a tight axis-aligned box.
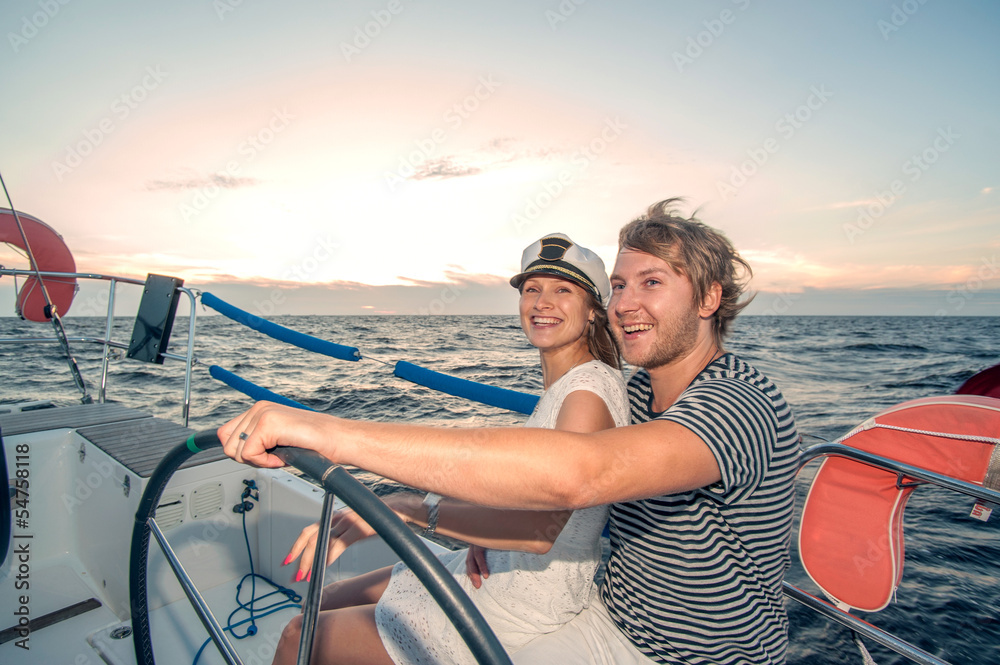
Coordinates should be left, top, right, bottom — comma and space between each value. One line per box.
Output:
538, 236, 572, 261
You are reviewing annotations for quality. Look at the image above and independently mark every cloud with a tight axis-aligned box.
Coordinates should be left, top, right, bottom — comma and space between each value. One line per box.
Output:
169, 273, 516, 316
405, 136, 570, 183
982, 187, 994, 195
409, 158, 483, 181
144, 173, 260, 192
396, 270, 507, 288
485, 137, 517, 151
801, 198, 878, 212
741, 244, 1000, 292
52, 275, 999, 319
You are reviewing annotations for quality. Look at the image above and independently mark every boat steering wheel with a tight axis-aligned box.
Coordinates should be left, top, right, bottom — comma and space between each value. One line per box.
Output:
128, 430, 512, 665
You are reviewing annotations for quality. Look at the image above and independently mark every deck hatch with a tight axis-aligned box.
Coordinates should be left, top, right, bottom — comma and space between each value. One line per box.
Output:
76, 415, 228, 477
0, 403, 149, 437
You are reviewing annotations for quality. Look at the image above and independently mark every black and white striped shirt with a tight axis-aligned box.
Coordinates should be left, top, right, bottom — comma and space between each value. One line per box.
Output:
601, 353, 800, 664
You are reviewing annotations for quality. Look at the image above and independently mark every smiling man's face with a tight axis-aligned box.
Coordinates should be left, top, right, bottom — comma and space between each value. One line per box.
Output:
608, 248, 706, 370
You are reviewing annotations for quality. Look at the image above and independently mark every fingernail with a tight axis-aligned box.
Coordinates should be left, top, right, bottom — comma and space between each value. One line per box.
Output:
294, 570, 304, 582
282, 554, 292, 566
306, 571, 312, 582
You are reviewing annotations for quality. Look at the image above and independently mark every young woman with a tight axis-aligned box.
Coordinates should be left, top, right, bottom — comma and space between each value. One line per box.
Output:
244, 234, 630, 665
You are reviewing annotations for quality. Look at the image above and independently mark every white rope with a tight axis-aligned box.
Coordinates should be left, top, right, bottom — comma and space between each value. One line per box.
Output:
851, 631, 879, 665
840, 421, 1000, 446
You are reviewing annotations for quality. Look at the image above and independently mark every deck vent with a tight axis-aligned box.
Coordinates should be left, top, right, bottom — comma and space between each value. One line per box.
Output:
190, 482, 224, 520
155, 493, 185, 530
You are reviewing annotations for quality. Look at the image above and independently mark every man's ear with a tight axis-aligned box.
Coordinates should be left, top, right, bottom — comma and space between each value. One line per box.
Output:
699, 282, 722, 318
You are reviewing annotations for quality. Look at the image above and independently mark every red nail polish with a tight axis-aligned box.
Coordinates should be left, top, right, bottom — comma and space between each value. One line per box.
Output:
282, 554, 292, 566
294, 570, 304, 582
306, 571, 312, 582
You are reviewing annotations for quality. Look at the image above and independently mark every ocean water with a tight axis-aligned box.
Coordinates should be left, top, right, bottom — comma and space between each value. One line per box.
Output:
2, 314, 998, 664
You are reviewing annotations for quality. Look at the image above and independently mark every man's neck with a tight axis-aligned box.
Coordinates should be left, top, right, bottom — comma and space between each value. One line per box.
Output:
647, 335, 722, 413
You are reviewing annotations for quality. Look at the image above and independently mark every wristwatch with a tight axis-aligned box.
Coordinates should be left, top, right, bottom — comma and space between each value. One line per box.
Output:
421, 492, 442, 537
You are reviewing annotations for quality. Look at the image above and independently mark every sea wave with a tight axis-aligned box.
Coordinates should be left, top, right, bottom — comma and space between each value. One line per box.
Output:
2, 314, 998, 664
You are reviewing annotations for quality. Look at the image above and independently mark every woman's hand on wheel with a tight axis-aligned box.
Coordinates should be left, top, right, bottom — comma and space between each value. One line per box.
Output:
219, 401, 340, 469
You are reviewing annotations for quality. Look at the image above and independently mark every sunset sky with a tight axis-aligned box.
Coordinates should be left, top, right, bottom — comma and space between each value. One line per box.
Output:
1, 0, 997, 317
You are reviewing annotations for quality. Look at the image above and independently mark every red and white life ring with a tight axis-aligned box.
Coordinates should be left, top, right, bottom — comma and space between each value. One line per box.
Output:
0, 208, 77, 322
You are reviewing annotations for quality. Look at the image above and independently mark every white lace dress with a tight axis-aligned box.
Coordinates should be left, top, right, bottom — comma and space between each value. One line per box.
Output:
374, 360, 630, 665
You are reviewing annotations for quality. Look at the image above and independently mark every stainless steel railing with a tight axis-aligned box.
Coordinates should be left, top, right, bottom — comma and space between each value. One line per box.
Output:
784, 442, 1000, 665
0, 269, 198, 426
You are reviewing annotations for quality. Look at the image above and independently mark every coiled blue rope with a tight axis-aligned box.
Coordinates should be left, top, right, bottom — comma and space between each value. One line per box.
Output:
191, 481, 301, 665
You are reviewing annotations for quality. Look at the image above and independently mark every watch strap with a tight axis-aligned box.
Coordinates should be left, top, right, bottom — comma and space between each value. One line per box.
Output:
421, 492, 442, 537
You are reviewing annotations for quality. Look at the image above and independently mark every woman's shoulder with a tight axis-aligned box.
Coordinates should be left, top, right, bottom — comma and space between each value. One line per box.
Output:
568, 359, 626, 386
528, 361, 630, 428
560, 361, 630, 423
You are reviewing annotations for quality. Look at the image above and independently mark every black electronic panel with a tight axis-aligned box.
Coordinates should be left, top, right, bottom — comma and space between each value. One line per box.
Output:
126, 274, 184, 364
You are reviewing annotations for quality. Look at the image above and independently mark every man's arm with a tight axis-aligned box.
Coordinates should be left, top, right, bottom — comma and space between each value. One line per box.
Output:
221, 401, 720, 510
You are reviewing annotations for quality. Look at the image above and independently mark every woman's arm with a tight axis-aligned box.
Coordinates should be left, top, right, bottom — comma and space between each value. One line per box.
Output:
282, 389, 619, 579
385, 493, 572, 555
410, 389, 616, 551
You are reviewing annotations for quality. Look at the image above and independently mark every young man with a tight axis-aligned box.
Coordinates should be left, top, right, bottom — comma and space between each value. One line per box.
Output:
222, 198, 801, 664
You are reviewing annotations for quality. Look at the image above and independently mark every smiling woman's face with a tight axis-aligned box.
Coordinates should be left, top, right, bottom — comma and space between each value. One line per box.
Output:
518, 275, 593, 355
